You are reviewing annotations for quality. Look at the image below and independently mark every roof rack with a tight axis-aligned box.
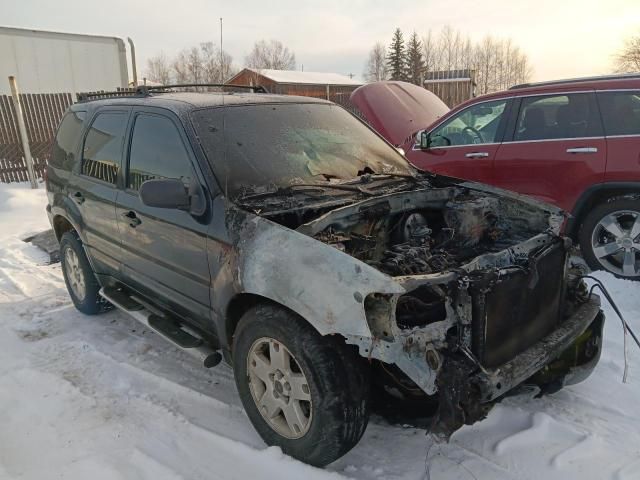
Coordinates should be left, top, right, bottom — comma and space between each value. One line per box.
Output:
509, 73, 640, 90
76, 89, 137, 102
136, 83, 269, 94
77, 83, 268, 102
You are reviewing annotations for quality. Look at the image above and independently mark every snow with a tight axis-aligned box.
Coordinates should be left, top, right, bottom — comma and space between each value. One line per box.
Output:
1, 181, 639, 480
242, 68, 362, 86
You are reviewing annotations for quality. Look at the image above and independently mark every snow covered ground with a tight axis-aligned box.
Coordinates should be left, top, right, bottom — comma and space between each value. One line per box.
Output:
0, 182, 639, 480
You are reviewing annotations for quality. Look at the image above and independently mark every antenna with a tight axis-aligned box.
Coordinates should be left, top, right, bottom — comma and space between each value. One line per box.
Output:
220, 17, 224, 83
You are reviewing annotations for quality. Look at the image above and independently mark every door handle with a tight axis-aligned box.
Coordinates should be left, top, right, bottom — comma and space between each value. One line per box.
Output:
465, 152, 489, 158
566, 147, 598, 154
121, 210, 141, 227
71, 191, 85, 204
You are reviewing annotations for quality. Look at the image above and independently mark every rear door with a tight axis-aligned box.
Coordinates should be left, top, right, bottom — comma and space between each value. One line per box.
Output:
493, 92, 606, 211
596, 90, 640, 183
115, 108, 211, 327
407, 98, 510, 184
68, 108, 130, 276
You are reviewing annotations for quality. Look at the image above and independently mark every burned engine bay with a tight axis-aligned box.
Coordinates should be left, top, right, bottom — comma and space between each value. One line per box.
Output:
309, 191, 539, 329
235, 181, 602, 438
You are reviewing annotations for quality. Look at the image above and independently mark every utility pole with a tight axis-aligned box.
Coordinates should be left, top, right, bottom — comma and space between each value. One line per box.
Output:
220, 17, 224, 83
8, 76, 37, 189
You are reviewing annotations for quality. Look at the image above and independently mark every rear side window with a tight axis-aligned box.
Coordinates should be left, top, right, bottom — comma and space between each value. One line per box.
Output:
51, 111, 86, 170
514, 93, 602, 141
82, 112, 128, 184
598, 91, 640, 136
127, 114, 194, 191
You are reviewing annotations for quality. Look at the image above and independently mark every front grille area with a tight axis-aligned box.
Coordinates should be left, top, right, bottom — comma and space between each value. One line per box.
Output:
472, 241, 567, 368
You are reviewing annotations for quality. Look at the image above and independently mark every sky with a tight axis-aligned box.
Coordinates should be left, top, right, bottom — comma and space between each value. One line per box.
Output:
3, 0, 640, 83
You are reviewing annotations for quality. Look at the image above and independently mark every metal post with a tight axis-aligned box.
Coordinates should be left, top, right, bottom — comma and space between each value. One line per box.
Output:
8, 76, 37, 189
220, 18, 224, 83
326, 84, 330, 100
128, 38, 138, 87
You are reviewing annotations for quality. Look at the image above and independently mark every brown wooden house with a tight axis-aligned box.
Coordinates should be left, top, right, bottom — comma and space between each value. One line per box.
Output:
226, 68, 362, 109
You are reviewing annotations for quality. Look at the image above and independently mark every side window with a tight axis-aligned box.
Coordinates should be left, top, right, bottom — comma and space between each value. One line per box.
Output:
51, 111, 86, 170
429, 99, 507, 147
82, 112, 128, 184
127, 114, 194, 191
598, 91, 640, 136
514, 93, 602, 141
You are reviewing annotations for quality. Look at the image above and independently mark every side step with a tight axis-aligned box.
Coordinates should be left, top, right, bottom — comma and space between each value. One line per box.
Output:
100, 287, 222, 368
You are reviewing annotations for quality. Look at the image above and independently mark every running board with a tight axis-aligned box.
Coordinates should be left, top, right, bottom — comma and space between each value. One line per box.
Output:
99, 287, 222, 368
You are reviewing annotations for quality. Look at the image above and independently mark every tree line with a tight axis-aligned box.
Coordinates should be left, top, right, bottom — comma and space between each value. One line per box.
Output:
145, 39, 296, 85
365, 26, 533, 94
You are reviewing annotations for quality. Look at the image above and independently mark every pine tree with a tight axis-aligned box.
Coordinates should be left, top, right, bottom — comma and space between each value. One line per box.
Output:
387, 28, 408, 81
406, 32, 425, 85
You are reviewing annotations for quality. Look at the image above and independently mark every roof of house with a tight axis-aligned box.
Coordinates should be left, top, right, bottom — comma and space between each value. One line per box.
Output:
230, 68, 362, 86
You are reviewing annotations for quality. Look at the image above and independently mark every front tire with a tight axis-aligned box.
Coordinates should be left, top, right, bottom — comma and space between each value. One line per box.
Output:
579, 198, 640, 279
60, 232, 107, 314
232, 304, 370, 467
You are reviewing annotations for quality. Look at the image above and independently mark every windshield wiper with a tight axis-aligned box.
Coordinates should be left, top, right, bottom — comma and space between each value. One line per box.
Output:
238, 182, 374, 201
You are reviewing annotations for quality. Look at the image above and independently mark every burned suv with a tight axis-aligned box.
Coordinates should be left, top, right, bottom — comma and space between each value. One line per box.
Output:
46, 85, 604, 467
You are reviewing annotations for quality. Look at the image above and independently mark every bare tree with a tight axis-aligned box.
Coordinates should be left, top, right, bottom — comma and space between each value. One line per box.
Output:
364, 42, 388, 82
418, 26, 532, 94
245, 39, 296, 70
172, 49, 190, 84
158, 42, 237, 86
199, 42, 237, 82
614, 34, 640, 73
422, 30, 440, 76
145, 52, 171, 84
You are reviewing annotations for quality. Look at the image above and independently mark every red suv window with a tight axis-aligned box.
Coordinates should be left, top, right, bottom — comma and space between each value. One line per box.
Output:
513, 93, 603, 141
597, 91, 640, 136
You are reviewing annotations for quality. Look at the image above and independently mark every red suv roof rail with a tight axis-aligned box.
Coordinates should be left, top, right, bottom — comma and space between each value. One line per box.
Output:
509, 73, 640, 90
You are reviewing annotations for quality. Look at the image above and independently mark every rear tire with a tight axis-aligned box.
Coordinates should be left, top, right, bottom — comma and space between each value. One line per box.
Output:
232, 304, 370, 467
60, 232, 108, 314
579, 198, 640, 280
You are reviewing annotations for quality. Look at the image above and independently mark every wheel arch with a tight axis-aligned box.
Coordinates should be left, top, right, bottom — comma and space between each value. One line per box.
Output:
52, 214, 76, 242
224, 293, 310, 353
566, 182, 640, 238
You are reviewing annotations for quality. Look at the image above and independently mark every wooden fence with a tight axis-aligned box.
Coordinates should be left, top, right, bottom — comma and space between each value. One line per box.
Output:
0, 92, 74, 183
423, 69, 476, 108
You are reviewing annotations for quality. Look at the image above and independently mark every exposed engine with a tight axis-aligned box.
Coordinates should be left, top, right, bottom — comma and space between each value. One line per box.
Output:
310, 190, 549, 330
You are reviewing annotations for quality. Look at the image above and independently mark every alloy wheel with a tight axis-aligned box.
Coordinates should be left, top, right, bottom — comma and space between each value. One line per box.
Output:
64, 248, 86, 300
246, 337, 313, 439
591, 209, 640, 277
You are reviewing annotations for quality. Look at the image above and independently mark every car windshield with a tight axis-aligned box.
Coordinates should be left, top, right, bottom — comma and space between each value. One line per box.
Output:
191, 103, 414, 197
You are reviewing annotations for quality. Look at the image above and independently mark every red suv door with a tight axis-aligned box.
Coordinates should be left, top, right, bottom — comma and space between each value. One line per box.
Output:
597, 90, 640, 184
492, 92, 606, 212
407, 98, 511, 184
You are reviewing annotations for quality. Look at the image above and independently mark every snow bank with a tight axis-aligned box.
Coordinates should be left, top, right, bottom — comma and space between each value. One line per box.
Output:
0, 182, 639, 479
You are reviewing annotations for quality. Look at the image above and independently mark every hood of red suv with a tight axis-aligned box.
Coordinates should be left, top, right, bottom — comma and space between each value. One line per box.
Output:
350, 81, 449, 146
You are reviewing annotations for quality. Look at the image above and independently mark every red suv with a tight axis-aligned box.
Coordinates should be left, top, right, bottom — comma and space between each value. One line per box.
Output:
352, 75, 640, 279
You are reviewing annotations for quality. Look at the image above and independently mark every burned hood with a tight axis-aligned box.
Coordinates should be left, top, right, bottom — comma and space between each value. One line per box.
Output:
350, 81, 449, 146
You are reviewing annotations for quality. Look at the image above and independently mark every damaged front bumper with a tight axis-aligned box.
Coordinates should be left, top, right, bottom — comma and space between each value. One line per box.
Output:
472, 294, 602, 403
344, 236, 604, 438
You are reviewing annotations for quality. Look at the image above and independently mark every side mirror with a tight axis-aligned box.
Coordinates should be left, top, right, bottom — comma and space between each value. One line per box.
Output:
139, 179, 190, 210
419, 130, 431, 150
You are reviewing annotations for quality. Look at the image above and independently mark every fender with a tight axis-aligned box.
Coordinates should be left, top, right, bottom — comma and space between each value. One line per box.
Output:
233, 212, 404, 338
565, 182, 640, 237
50, 198, 87, 245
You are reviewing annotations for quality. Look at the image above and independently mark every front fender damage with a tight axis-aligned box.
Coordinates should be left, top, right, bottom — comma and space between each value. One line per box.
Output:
227, 184, 603, 440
